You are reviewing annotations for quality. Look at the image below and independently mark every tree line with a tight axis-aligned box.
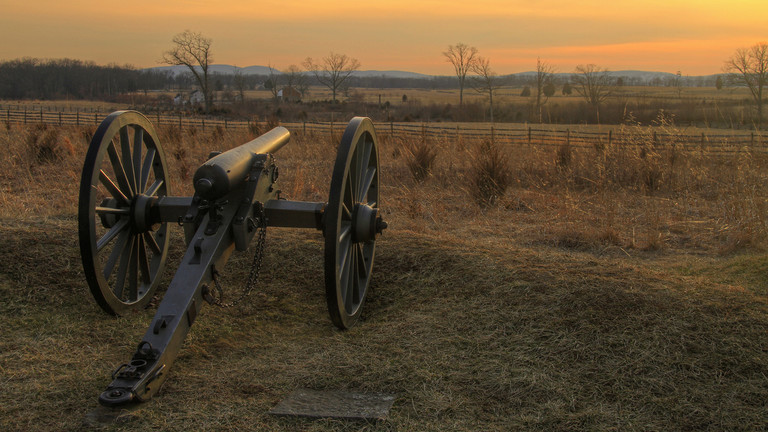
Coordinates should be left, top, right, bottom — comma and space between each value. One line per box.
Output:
2, 30, 764, 127
0, 58, 177, 100
443, 42, 768, 127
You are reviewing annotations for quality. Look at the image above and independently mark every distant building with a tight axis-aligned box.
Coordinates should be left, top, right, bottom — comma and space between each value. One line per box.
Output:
189, 90, 205, 105
172, 90, 206, 107
278, 86, 301, 102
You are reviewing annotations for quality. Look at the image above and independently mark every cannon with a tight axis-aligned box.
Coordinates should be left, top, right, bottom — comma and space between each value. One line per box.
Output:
78, 111, 386, 406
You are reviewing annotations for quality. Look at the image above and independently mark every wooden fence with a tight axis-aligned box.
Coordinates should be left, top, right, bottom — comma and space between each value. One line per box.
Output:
3, 108, 766, 153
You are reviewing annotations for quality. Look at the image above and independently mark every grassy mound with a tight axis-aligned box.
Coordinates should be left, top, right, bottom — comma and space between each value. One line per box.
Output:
0, 121, 766, 430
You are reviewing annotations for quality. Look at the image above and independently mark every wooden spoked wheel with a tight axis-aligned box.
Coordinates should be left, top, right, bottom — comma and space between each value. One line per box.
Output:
324, 117, 382, 329
78, 111, 171, 315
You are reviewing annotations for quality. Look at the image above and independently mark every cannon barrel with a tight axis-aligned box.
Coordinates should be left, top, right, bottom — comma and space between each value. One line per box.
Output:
193, 126, 290, 200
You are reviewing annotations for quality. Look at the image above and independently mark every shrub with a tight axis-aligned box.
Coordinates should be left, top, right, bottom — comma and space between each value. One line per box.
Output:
25, 124, 73, 163
470, 140, 510, 206
404, 138, 438, 182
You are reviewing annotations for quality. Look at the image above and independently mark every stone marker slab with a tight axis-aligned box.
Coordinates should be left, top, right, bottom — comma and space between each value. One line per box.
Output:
83, 404, 143, 428
269, 389, 395, 421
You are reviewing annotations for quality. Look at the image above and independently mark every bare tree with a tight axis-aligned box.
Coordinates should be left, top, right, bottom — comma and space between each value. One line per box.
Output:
443, 43, 479, 106
724, 42, 768, 128
303, 53, 360, 103
232, 68, 247, 103
265, 64, 281, 103
471, 56, 503, 123
283, 64, 308, 99
162, 30, 213, 112
533, 57, 556, 123
572, 64, 616, 123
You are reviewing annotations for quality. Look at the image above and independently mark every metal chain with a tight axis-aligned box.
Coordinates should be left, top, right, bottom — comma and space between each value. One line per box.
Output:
206, 205, 267, 308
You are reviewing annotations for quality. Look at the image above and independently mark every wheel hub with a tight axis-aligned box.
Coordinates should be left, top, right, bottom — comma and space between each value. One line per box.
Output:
353, 203, 386, 243
131, 194, 159, 233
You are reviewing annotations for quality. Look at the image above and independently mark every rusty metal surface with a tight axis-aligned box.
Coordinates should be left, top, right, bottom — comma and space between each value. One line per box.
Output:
269, 389, 395, 421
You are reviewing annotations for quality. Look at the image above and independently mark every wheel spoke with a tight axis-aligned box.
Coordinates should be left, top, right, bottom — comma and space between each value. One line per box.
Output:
338, 222, 352, 243
346, 169, 356, 204
359, 167, 376, 202
356, 243, 369, 283
113, 236, 134, 300
346, 244, 359, 312
358, 138, 372, 193
338, 224, 352, 273
103, 229, 130, 280
352, 144, 362, 200
133, 127, 144, 193
120, 127, 137, 193
126, 236, 139, 301
107, 141, 134, 198
140, 148, 156, 194
137, 235, 151, 286
95, 206, 129, 216
342, 203, 352, 220
339, 238, 352, 306
98, 171, 129, 205
96, 218, 129, 252
143, 231, 162, 256
145, 179, 164, 198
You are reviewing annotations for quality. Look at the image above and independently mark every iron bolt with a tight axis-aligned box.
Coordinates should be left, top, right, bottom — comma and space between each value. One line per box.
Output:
375, 218, 388, 234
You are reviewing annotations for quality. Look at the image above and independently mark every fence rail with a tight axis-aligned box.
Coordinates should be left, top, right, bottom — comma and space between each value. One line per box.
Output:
3, 108, 766, 152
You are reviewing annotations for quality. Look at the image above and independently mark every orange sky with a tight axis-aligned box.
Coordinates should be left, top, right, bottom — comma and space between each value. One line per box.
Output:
0, 0, 765, 75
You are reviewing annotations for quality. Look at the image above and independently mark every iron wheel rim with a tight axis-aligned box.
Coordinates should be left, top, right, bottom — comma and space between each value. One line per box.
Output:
324, 117, 380, 329
78, 111, 170, 315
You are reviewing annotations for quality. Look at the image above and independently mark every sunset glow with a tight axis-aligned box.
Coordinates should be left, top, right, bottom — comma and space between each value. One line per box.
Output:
0, 0, 765, 75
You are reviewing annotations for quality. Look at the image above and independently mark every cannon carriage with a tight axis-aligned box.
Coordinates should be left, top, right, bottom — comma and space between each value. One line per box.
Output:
78, 111, 386, 406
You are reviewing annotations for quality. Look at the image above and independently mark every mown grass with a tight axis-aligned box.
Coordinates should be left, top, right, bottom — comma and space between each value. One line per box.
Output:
0, 118, 767, 431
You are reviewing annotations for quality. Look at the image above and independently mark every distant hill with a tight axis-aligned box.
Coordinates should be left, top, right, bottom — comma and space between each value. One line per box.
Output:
145, 64, 430, 79
509, 70, 678, 80
145, 64, 716, 85
148, 64, 279, 76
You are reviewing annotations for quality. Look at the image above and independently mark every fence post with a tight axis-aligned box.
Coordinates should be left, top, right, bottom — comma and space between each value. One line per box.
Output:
224, 119, 228, 129
58, 112, 62, 125
751, 132, 755, 146
202, 118, 205, 131
566, 128, 570, 146
40, 108, 43, 123
303, 121, 306, 135
528, 127, 532, 144
608, 130, 613, 146
76, 110, 79, 126
24, 109, 27, 125
652, 131, 657, 146
5, 109, 8, 124
95, 113, 98, 125
390, 121, 394, 135
179, 113, 182, 128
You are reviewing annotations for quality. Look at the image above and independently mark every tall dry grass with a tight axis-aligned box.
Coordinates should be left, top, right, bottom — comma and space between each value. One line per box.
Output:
1, 115, 765, 254
1, 118, 767, 431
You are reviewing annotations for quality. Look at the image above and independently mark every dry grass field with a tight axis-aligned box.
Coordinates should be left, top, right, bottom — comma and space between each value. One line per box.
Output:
1, 116, 767, 431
